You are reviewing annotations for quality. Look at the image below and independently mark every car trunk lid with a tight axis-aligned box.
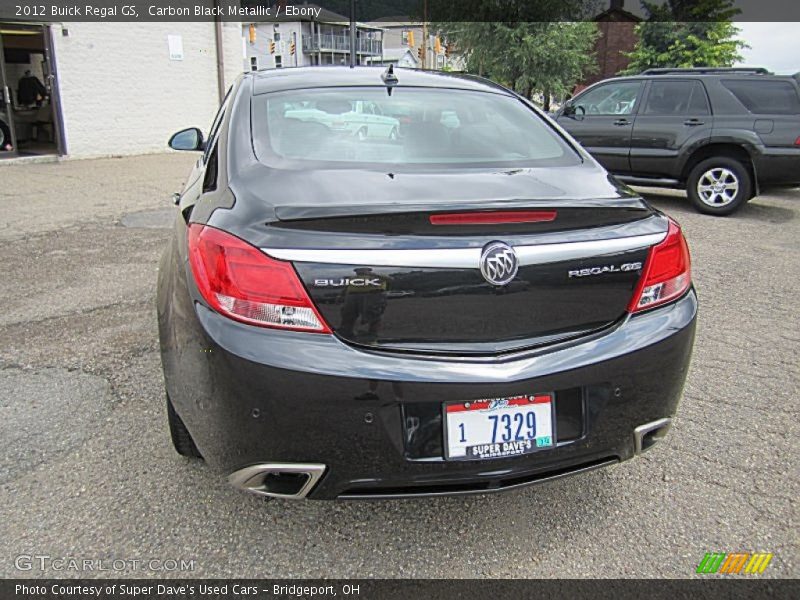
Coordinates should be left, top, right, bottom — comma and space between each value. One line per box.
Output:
263, 206, 666, 354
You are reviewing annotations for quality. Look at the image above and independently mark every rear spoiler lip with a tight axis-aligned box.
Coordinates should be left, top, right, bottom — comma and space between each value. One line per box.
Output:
273, 197, 649, 222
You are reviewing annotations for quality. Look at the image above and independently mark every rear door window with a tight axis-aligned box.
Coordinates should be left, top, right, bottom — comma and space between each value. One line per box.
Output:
687, 81, 711, 115
721, 79, 800, 115
643, 81, 710, 115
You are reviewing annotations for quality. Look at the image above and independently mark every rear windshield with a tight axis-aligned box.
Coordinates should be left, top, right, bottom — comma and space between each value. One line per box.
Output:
252, 87, 579, 169
721, 79, 800, 115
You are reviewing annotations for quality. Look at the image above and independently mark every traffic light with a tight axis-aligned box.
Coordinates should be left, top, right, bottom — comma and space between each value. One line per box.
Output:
417, 46, 423, 61
248, 24, 256, 45
407, 30, 415, 47
269, 41, 276, 54
434, 36, 442, 54
444, 44, 451, 58
289, 41, 295, 56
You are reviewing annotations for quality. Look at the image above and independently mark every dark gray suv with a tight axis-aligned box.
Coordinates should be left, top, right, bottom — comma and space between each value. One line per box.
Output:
555, 68, 800, 215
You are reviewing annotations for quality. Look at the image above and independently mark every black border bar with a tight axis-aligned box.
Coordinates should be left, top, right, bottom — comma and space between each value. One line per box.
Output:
3, 579, 800, 600
1, 1, 800, 22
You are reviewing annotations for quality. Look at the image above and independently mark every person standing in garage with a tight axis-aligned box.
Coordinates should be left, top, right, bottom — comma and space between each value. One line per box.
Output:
17, 70, 46, 107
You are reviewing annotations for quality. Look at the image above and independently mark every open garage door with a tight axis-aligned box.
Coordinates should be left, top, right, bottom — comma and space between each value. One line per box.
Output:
0, 23, 64, 158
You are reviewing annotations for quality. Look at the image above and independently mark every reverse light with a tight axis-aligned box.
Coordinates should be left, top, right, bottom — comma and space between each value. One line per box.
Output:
628, 220, 692, 313
187, 224, 330, 333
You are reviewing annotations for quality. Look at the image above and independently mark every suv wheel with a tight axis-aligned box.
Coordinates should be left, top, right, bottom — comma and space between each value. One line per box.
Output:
687, 157, 752, 216
166, 394, 203, 459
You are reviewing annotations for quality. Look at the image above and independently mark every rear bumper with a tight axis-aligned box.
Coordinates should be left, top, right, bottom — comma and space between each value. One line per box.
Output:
755, 147, 800, 187
161, 287, 697, 500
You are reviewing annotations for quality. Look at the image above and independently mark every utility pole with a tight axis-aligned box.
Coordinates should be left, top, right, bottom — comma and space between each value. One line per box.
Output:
349, 0, 356, 67
421, 0, 427, 69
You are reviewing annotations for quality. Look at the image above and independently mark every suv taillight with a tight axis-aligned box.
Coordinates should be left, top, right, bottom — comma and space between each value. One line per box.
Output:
187, 224, 331, 333
628, 220, 692, 313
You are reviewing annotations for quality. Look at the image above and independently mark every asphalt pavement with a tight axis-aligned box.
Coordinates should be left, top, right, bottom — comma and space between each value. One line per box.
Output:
0, 154, 797, 578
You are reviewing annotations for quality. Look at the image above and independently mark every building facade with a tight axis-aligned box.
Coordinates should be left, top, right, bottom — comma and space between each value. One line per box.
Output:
244, 8, 383, 71
365, 22, 463, 71
1, 21, 242, 160
578, 0, 641, 91
244, 16, 463, 73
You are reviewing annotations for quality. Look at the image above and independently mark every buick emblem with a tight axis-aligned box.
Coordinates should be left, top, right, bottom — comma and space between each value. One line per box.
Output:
480, 241, 518, 286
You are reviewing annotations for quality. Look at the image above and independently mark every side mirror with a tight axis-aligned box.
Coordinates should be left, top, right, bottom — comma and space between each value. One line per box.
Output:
563, 104, 585, 120
169, 127, 205, 151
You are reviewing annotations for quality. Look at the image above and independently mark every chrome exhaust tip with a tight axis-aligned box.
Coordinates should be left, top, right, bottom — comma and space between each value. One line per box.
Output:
228, 463, 326, 499
633, 418, 673, 455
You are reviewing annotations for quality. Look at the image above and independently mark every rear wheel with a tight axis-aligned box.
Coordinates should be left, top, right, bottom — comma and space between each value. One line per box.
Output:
389, 126, 398, 141
166, 394, 202, 459
687, 157, 752, 216
356, 127, 368, 141
0, 119, 10, 150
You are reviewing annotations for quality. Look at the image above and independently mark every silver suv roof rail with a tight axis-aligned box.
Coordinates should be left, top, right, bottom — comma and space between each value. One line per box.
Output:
641, 67, 771, 76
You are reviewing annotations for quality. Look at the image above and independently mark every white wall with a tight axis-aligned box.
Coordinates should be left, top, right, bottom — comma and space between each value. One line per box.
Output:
51, 22, 243, 158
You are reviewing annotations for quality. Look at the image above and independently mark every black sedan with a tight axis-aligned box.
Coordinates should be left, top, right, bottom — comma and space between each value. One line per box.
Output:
158, 67, 696, 500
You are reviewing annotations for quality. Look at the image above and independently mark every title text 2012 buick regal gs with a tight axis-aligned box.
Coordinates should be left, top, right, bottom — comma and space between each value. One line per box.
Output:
157, 67, 696, 500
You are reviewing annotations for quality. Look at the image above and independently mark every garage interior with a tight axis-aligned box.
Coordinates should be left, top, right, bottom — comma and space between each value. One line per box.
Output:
0, 23, 62, 158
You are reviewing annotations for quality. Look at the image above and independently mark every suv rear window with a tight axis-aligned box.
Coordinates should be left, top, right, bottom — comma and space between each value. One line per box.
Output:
252, 87, 579, 169
721, 79, 800, 115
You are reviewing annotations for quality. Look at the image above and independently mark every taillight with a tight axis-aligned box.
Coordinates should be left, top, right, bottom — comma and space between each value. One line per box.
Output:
794, 135, 800, 147
187, 224, 331, 333
628, 220, 692, 313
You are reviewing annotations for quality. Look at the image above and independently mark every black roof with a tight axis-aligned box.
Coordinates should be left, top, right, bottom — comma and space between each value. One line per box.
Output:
250, 66, 513, 95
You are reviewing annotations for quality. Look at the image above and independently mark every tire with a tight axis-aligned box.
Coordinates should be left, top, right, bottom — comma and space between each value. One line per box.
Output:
687, 157, 752, 216
389, 126, 398, 141
0, 119, 10, 149
356, 127, 368, 141
166, 394, 203, 459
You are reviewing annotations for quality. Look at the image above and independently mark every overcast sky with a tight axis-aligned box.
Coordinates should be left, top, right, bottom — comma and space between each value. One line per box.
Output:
610, 1, 799, 74
735, 23, 800, 74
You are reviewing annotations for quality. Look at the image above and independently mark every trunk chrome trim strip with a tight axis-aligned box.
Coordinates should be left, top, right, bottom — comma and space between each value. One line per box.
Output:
262, 232, 666, 268
514, 232, 665, 265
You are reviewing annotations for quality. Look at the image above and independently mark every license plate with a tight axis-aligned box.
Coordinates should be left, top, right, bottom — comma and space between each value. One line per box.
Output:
444, 394, 555, 460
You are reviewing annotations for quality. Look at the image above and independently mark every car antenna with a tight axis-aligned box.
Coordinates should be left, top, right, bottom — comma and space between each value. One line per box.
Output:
382, 64, 398, 95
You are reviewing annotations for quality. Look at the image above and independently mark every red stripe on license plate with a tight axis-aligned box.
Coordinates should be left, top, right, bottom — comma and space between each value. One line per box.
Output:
446, 395, 551, 413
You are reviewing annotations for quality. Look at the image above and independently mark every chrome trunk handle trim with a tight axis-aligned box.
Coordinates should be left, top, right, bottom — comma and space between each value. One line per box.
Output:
262, 232, 666, 269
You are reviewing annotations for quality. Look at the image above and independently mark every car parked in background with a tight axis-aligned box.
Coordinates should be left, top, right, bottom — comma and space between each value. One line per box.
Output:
285, 98, 400, 141
555, 68, 800, 215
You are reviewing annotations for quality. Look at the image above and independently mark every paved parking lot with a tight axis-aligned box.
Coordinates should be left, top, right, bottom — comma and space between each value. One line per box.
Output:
0, 154, 797, 578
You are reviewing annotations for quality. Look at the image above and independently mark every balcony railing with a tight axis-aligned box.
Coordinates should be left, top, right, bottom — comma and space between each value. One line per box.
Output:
302, 34, 382, 55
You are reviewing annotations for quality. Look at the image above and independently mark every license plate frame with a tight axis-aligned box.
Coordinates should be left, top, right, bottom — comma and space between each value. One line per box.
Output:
443, 393, 556, 461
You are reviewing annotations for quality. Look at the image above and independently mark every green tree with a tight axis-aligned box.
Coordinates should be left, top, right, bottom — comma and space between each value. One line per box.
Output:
623, 0, 747, 74
438, 22, 599, 110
